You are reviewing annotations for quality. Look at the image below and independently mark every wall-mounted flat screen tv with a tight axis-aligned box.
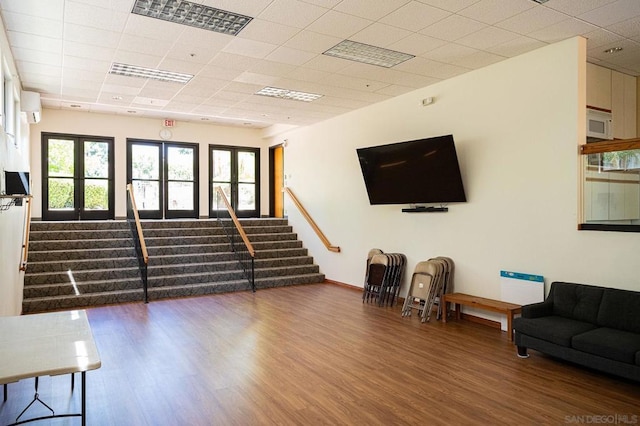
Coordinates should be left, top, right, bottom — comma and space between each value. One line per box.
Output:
4, 171, 30, 195
357, 134, 466, 205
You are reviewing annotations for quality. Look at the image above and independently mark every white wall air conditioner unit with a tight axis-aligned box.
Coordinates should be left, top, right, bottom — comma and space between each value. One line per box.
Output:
20, 91, 41, 124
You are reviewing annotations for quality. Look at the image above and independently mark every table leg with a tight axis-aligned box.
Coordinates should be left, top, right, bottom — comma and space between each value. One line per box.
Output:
81, 372, 86, 426
507, 310, 514, 342
455, 303, 461, 320
3, 383, 6, 402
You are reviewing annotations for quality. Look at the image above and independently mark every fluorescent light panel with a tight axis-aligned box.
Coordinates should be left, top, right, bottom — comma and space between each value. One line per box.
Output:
132, 0, 252, 36
255, 87, 323, 103
323, 40, 414, 68
109, 62, 193, 84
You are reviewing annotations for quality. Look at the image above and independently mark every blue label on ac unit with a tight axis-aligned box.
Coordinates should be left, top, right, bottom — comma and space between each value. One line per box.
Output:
500, 270, 544, 283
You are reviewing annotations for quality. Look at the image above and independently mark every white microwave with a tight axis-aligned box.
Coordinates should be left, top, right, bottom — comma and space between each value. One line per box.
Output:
586, 108, 613, 142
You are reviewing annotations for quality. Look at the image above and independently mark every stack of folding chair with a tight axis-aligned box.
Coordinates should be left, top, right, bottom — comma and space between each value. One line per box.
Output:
401, 257, 455, 322
362, 250, 407, 307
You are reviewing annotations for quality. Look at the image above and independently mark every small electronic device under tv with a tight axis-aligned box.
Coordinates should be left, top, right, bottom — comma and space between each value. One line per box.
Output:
4, 171, 30, 195
356, 134, 466, 209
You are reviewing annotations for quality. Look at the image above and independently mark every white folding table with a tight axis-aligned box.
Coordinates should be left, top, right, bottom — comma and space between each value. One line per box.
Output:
0, 310, 101, 425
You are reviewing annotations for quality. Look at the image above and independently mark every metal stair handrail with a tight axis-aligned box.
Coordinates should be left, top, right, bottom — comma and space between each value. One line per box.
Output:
215, 187, 255, 292
126, 184, 149, 303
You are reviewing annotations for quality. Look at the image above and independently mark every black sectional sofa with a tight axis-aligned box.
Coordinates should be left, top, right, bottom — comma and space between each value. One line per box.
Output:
513, 281, 640, 382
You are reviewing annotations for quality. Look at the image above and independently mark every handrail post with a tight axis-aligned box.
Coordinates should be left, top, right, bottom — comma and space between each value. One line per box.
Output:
283, 187, 340, 253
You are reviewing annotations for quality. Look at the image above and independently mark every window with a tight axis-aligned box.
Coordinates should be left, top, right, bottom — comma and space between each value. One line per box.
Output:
580, 139, 640, 232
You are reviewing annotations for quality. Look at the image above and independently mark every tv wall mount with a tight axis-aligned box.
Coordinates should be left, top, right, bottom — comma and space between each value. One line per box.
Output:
402, 205, 448, 213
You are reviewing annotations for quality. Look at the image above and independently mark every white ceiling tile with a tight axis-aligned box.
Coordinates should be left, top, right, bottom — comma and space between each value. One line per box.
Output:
486, 35, 546, 58
64, 1, 129, 32
297, 54, 351, 73
284, 30, 343, 54
0, 0, 64, 19
265, 46, 317, 66
64, 24, 121, 49
234, 71, 281, 86
579, 0, 640, 27
495, 7, 569, 35
7, 31, 62, 54
222, 38, 278, 59
258, 0, 329, 28
63, 55, 111, 73
544, 0, 617, 16
16, 62, 62, 79
2, 11, 63, 38
112, 51, 163, 69
528, 18, 598, 43
157, 58, 206, 75
60, 87, 100, 100
394, 56, 469, 79
380, 1, 452, 32
237, 19, 301, 45
122, 14, 186, 41
420, 14, 486, 41
287, 66, 332, 82
387, 33, 448, 56
117, 34, 173, 57
606, 15, 640, 38
197, 64, 244, 81
249, 60, 298, 77
350, 23, 412, 48
200, 0, 274, 18
450, 50, 505, 69
334, 0, 410, 21
415, 0, 481, 13
422, 42, 478, 63
319, 73, 389, 92
374, 84, 415, 96
583, 28, 625, 49
457, 0, 535, 25
298, 0, 342, 8
11, 47, 61, 67
306, 10, 372, 38
100, 83, 142, 96
208, 53, 261, 71
456, 26, 520, 50
103, 74, 147, 89
64, 41, 115, 62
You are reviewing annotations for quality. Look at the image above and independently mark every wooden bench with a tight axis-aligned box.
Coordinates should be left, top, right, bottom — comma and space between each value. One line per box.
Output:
441, 293, 522, 341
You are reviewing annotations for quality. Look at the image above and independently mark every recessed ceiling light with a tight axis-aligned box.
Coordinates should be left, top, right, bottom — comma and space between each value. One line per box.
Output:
112, 96, 123, 100
131, 0, 252, 36
604, 47, 623, 54
255, 86, 323, 102
324, 40, 414, 68
109, 62, 193, 84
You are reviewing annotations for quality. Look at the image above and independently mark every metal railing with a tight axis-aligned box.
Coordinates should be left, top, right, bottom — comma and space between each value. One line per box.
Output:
126, 184, 149, 303
214, 187, 255, 292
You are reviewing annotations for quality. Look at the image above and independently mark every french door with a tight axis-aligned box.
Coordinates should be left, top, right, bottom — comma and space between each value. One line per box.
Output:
42, 133, 114, 221
127, 140, 199, 219
210, 145, 260, 218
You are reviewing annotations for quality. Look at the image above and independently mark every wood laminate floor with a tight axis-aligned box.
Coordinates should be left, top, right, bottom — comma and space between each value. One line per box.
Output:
1, 283, 639, 425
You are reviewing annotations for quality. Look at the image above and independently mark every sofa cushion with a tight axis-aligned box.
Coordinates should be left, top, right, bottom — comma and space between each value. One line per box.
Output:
551, 282, 604, 323
572, 327, 640, 364
514, 315, 597, 347
597, 289, 640, 334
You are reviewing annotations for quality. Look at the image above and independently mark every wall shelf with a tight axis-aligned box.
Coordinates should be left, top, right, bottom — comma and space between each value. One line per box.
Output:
0, 195, 31, 211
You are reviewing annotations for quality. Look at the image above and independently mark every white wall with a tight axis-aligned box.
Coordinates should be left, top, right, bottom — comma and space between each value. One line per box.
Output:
30, 110, 269, 219
269, 37, 640, 321
0, 15, 29, 316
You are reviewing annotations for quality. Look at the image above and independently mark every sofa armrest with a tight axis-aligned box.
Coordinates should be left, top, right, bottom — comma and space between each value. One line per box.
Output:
521, 300, 553, 318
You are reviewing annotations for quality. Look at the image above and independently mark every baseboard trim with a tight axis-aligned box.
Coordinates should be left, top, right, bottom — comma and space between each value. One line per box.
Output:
324, 279, 361, 292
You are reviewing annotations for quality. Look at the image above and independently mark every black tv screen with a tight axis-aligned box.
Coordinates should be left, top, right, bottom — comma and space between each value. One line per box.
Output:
5, 171, 30, 195
357, 135, 466, 205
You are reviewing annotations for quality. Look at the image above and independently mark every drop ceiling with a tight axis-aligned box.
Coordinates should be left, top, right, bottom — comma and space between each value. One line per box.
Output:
1, 0, 639, 129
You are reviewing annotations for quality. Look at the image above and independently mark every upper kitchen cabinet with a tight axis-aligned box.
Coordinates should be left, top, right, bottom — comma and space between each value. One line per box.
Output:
587, 63, 612, 111
586, 63, 637, 139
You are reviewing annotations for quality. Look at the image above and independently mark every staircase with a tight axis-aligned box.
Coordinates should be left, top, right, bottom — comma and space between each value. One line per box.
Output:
23, 218, 325, 313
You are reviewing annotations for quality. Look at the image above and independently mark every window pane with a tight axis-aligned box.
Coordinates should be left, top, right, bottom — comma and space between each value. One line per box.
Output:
84, 179, 109, 210
238, 151, 255, 183
238, 183, 255, 210
168, 146, 194, 180
48, 177, 74, 210
168, 181, 194, 210
133, 180, 159, 210
84, 141, 109, 178
132, 145, 160, 179
48, 139, 74, 177
213, 183, 231, 210
212, 150, 231, 182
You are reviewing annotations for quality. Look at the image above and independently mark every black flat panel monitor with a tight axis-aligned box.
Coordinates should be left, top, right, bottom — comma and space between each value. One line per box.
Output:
5, 171, 30, 195
357, 135, 466, 205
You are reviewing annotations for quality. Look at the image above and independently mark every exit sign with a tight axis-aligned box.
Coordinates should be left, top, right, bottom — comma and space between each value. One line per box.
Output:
163, 119, 175, 127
